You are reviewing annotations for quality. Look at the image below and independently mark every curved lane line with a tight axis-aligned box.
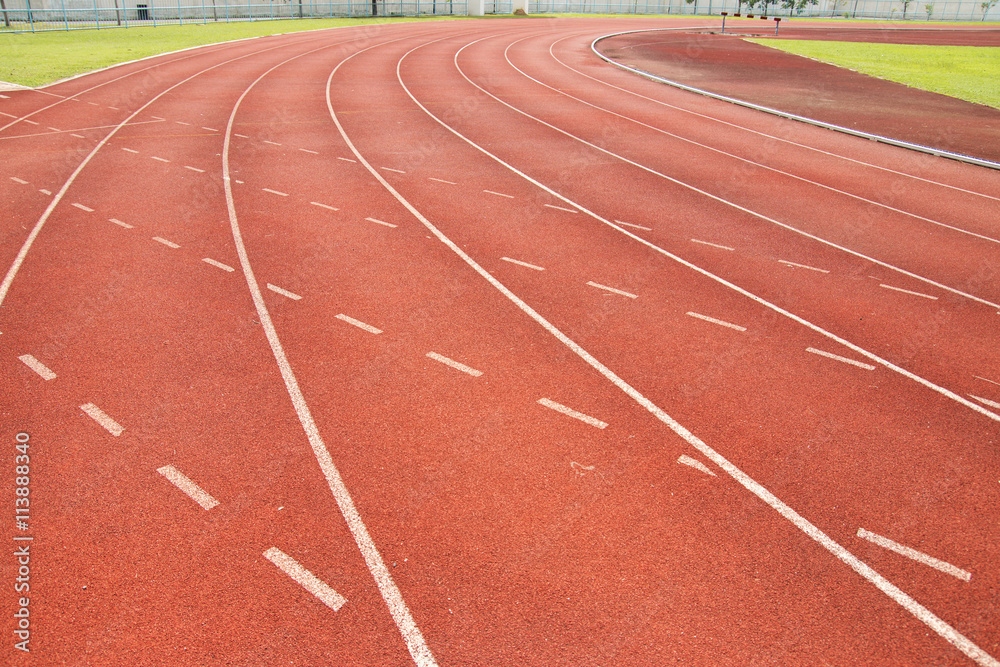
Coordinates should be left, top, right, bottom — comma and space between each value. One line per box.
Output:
330, 31, 997, 667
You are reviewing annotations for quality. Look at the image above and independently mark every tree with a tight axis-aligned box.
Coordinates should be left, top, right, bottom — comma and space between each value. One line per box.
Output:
982, 0, 999, 20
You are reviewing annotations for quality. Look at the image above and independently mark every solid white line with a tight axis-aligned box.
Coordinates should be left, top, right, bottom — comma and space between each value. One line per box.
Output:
587, 281, 637, 299
857, 528, 971, 582
337, 156, 357, 163
263, 140, 282, 146
266, 283, 302, 300
544, 203, 577, 213
429, 177, 457, 185
970, 394, 1000, 410
264, 547, 347, 612
678, 454, 716, 477
184, 165, 205, 173
501, 256, 545, 271
381, 166, 406, 173
18, 354, 56, 380
203, 257, 235, 272
263, 188, 288, 197
151, 156, 170, 163
72, 203, 94, 212
80, 403, 123, 436
157, 465, 219, 510
686, 311, 747, 332
691, 238, 735, 251
122, 147, 139, 153
537, 398, 608, 429
10, 177, 28, 185
880, 284, 939, 300
310, 201, 339, 211
366, 217, 398, 228
299, 148, 319, 154
806, 347, 877, 371
974, 375, 1000, 387
483, 189, 514, 198
614, 219, 651, 231
153, 237, 180, 249
426, 352, 483, 377
779, 259, 830, 274
109, 218, 133, 229
335, 313, 382, 334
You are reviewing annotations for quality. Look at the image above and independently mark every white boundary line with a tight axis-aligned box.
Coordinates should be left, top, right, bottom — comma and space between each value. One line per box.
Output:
335, 313, 383, 334
157, 464, 220, 510
426, 351, 483, 377
501, 256, 545, 271
686, 311, 746, 332
806, 347, 877, 371
678, 454, 716, 477
858, 528, 972, 582
18, 354, 56, 380
264, 547, 347, 612
80, 403, 124, 436
537, 398, 608, 429
586, 280, 637, 299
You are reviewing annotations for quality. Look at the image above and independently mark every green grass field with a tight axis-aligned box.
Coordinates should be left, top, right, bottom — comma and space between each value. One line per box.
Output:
751, 38, 1000, 109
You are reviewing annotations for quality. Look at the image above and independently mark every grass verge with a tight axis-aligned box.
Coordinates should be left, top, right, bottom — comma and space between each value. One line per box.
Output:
750, 38, 1000, 109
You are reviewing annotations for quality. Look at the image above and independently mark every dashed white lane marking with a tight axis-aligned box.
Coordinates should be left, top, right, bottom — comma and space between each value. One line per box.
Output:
266, 283, 302, 300
779, 259, 830, 274
157, 465, 219, 510
614, 219, 652, 231
544, 203, 577, 213
22, 119, 39, 125
686, 311, 747, 332
691, 238, 735, 251
202, 126, 219, 132
970, 394, 1000, 410
263, 140, 282, 146
203, 258, 235, 272
262, 187, 288, 197
337, 156, 357, 163
483, 189, 514, 199
537, 397, 608, 429
109, 218, 133, 229
122, 147, 139, 154
264, 547, 347, 612
0, 94, 8, 99
880, 283, 939, 300
153, 237, 180, 249
857, 528, 971, 582
151, 156, 170, 163
310, 201, 339, 211
71, 133, 85, 139
365, 217, 397, 228
426, 351, 483, 377
298, 148, 319, 154
974, 375, 1000, 387
587, 281, 638, 299
88, 102, 100, 107
335, 313, 382, 334
11, 176, 28, 185
381, 167, 406, 174
176, 120, 191, 126
80, 403, 123, 436
184, 165, 205, 173
71, 203, 94, 212
678, 454, 716, 476
39, 189, 51, 195
429, 177, 457, 185
47, 127, 61, 132
234, 133, 249, 138
18, 354, 56, 380
501, 256, 545, 271
806, 347, 877, 371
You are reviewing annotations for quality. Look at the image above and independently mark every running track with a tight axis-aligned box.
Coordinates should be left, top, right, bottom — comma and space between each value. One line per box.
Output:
1, 17, 998, 665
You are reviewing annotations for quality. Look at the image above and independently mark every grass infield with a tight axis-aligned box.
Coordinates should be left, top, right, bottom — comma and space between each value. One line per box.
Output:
751, 38, 1000, 109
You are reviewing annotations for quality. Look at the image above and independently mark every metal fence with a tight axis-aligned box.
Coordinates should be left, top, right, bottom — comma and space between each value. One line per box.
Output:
529, 0, 999, 19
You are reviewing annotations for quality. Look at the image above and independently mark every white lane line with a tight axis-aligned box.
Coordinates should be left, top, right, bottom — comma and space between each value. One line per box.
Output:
429, 177, 457, 185
234, 133, 249, 138
857, 528, 971, 582
537, 398, 608, 429
426, 352, 483, 377
10, 177, 28, 185
779, 259, 830, 274
157, 465, 219, 510
0, 95, 8, 99
122, 147, 139, 154
71, 133, 86, 139
203, 257, 235, 272
691, 238, 735, 251
299, 148, 319, 154
678, 454, 716, 477
587, 281, 637, 299
337, 156, 356, 163
266, 283, 302, 300
39, 189, 51, 195
108, 106, 119, 110
202, 126, 219, 132
80, 403, 123, 436
970, 394, 1000, 410
153, 237, 180, 249
544, 203, 577, 213
501, 256, 545, 271
151, 156, 170, 163
974, 375, 1000, 387
175, 120, 191, 126
335, 313, 382, 334
0, 109, 14, 114
806, 347, 877, 371
184, 165, 205, 173
109, 218, 133, 229
262, 187, 289, 197
310, 201, 339, 211
483, 189, 514, 199
264, 547, 347, 612
71, 203, 94, 212
47, 127, 61, 132
686, 311, 747, 332
614, 219, 651, 231
880, 283, 939, 300
365, 217, 397, 228
22, 119, 39, 125
263, 140, 282, 146
381, 167, 406, 174
18, 354, 56, 380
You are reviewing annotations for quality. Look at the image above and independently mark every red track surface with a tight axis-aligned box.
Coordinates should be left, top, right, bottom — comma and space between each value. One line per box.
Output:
1, 18, 999, 666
